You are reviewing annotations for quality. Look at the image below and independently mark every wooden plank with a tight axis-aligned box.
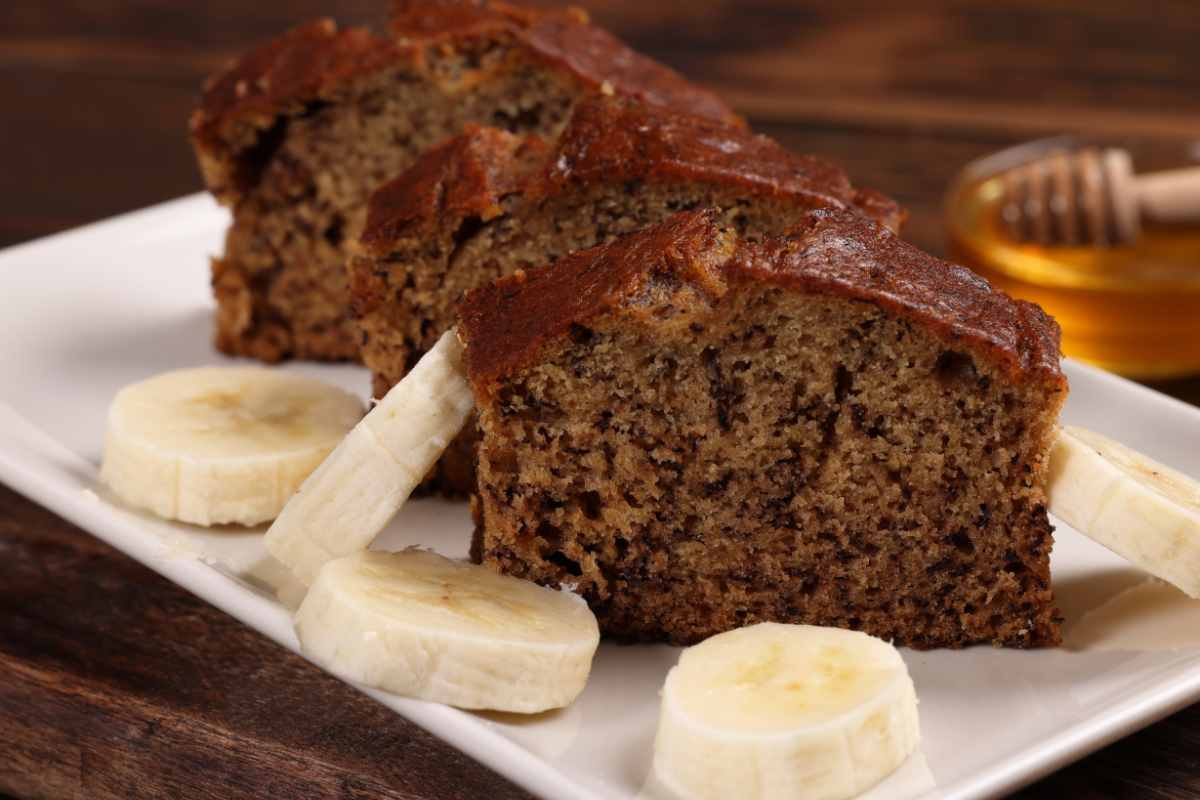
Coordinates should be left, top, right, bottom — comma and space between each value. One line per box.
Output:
0, 485, 533, 800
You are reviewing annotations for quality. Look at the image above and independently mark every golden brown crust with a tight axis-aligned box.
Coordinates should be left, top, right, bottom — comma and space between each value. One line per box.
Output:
727, 211, 1065, 384
458, 208, 1066, 392
851, 186, 906, 233
359, 126, 551, 250
361, 96, 902, 250
532, 98, 863, 209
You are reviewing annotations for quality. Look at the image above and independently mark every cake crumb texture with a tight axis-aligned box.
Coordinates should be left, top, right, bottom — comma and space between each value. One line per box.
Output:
460, 209, 1066, 648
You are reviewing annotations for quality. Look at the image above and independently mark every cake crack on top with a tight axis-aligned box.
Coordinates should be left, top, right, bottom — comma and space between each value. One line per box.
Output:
458, 208, 1067, 649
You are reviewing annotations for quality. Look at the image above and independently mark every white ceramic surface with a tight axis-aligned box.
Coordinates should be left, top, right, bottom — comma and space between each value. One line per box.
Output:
2, 194, 1200, 800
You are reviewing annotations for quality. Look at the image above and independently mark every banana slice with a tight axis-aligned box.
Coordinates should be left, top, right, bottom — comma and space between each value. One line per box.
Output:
652, 623, 920, 800
101, 367, 362, 526
265, 330, 475, 584
1050, 425, 1200, 597
294, 549, 600, 712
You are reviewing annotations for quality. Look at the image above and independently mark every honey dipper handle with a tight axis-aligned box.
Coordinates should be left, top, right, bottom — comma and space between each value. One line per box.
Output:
1134, 166, 1200, 225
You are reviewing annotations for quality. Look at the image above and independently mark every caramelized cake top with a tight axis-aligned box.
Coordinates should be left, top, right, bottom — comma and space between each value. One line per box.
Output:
361, 96, 903, 253
458, 208, 1064, 390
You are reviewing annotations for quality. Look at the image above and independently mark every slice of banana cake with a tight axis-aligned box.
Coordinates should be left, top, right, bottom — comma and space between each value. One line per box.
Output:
351, 96, 900, 491
190, 0, 741, 363
457, 208, 1067, 648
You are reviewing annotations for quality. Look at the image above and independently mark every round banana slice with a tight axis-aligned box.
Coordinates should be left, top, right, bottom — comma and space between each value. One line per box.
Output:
652, 623, 920, 800
1050, 425, 1200, 597
295, 549, 600, 713
101, 367, 362, 526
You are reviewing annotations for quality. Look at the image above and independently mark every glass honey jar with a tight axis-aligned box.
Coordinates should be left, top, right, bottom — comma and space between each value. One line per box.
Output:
945, 138, 1200, 379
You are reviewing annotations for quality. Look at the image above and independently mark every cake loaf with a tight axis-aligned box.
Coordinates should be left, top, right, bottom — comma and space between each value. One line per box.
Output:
458, 208, 1067, 649
190, 0, 741, 362
351, 96, 900, 490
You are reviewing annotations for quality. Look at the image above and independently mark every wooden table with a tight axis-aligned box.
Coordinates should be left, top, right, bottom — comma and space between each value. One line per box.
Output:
2, 1, 1199, 797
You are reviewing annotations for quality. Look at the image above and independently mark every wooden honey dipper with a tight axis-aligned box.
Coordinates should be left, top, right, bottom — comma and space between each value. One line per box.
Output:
1000, 147, 1200, 246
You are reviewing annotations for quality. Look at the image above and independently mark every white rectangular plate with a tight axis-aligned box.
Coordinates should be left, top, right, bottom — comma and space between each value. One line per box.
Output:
3, 194, 1200, 800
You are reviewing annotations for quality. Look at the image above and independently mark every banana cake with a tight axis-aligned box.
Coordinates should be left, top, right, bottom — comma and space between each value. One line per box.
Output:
190, 0, 740, 362
351, 96, 900, 491
457, 208, 1067, 648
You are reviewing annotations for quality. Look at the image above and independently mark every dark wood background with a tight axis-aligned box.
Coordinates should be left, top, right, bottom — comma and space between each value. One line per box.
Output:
3, 1, 1200, 798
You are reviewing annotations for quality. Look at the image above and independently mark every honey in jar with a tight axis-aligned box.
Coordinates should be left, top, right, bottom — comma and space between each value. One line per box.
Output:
945, 140, 1200, 379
